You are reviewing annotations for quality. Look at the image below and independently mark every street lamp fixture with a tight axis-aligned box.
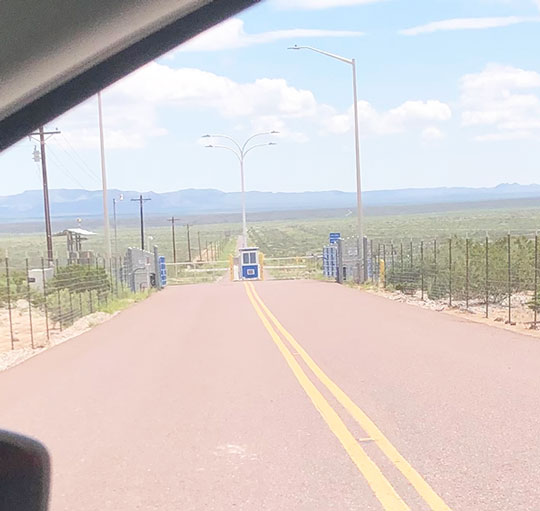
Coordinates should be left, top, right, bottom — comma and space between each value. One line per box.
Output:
202, 131, 278, 248
288, 44, 365, 281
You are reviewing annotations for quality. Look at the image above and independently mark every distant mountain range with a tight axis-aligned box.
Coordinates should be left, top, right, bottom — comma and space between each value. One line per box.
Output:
2, 183, 540, 221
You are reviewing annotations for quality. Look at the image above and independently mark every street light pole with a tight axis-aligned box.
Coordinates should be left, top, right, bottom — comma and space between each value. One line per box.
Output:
239, 156, 247, 246
202, 131, 278, 248
112, 193, 123, 257
97, 91, 111, 262
289, 45, 364, 280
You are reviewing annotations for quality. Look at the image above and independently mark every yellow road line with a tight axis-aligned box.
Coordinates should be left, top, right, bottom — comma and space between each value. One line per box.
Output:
244, 283, 409, 511
248, 282, 452, 511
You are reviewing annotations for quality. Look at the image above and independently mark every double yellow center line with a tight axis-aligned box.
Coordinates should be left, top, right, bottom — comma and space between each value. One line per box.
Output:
244, 282, 451, 511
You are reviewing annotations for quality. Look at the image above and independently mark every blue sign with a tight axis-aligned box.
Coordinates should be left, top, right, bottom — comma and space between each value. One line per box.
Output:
329, 232, 341, 244
323, 245, 338, 277
159, 256, 167, 287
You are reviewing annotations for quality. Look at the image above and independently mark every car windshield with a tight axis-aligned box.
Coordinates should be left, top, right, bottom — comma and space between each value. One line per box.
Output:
1, 1, 540, 510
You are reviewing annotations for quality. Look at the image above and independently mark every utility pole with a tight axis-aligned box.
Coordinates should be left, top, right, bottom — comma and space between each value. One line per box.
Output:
186, 224, 192, 262
168, 216, 177, 263
30, 127, 61, 264
97, 92, 111, 261
131, 195, 151, 250
197, 231, 202, 261
112, 194, 123, 257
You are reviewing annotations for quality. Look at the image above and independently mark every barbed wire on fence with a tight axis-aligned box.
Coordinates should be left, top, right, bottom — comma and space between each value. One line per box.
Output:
338, 233, 540, 327
0, 256, 133, 352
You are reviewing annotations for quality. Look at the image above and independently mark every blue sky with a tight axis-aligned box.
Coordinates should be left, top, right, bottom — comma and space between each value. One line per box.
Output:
1, 0, 540, 196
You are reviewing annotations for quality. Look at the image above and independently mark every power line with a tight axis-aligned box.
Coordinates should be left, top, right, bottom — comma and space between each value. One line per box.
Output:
60, 133, 101, 181
51, 134, 101, 185
46, 145, 88, 189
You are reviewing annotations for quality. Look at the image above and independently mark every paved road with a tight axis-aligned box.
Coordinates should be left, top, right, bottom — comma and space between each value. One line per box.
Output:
1, 280, 540, 510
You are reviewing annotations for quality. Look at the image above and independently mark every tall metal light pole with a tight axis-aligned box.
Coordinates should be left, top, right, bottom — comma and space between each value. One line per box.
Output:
289, 45, 364, 280
112, 193, 123, 257
97, 91, 111, 261
202, 131, 278, 248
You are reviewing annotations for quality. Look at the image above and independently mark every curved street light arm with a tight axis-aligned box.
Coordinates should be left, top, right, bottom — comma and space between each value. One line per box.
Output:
203, 134, 242, 153
241, 131, 278, 152
288, 45, 353, 65
244, 142, 276, 157
205, 144, 241, 161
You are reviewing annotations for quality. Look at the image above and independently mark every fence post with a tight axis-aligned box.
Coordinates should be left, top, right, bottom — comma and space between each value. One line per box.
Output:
420, 240, 424, 300
69, 292, 74, 326
433, 239, 438, 298
79, 292, 83, 318
535, 233, 538, 327
89, 289, 93, 313
465, 237, 470, 310
41, 257, 50, 341
363, 236, 369, 282
114, 257, 119, 296
390, 242, 394, 281
485, 235, 489, 319
370, 239, 374, 283
383, 244, 387, 289
356, 236, 361, 284
507, 233, 511, 324
57, 289, 62, 332
400, 242, 404, 279
336, 238, 343, 284
5, 258, 15, 350
410, 239, 413, 268
448, 238, 452, 307
25, 258, 35, 349
377, 243, 381, 283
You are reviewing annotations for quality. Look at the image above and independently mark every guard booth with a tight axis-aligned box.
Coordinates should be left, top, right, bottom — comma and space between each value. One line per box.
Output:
239, 247, 260, 280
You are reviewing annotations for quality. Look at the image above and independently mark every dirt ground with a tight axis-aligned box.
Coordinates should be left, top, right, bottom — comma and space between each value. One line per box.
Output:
0, 299, 114, 371
364, 284, 540, 340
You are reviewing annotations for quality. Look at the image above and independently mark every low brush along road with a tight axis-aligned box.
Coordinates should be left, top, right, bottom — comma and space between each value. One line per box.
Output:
1, 280, 540, 510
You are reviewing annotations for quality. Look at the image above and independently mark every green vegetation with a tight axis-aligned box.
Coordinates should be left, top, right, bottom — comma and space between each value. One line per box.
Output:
97, 290, 151, 315
247, 206, 540, 259
381, 235, 536, 302
50, 264, 111, 294
0, 222, 240, 269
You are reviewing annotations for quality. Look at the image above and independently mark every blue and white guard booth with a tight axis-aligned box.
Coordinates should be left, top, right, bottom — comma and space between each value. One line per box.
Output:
239, 246, 261, 280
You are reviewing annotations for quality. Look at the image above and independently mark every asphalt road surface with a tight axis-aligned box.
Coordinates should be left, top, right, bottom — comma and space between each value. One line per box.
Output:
1, 280, 540, 510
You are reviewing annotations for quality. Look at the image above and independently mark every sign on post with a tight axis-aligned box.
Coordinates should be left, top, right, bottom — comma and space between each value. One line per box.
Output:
329, 232, 341, 244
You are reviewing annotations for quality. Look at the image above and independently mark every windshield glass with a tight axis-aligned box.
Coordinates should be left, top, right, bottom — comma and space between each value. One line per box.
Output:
1, 1, 540, 510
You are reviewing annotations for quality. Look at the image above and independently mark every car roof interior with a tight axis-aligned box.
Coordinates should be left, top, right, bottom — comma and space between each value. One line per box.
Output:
0, 0, 259, 152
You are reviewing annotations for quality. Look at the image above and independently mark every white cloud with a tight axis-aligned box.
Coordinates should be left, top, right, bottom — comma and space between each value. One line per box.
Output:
113, 63, 318, 120
271, 0, 384, 9
51, 97, 166, 150
400, 16, 540, 36
176, 18, 363, 52
54, 61, 452, 150
421, 126, 445, 141
54, 62, 320, 149
324, 100, 452, 136
460, 63, 540, 141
